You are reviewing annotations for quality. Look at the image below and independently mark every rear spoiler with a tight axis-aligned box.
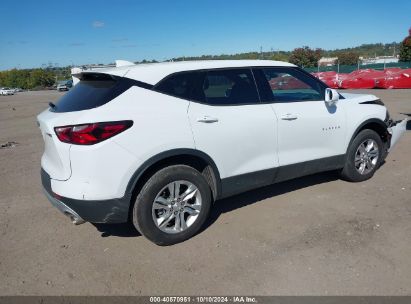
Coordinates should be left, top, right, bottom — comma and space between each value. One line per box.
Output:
115, 60, 135, 67
70, 60, 135, 86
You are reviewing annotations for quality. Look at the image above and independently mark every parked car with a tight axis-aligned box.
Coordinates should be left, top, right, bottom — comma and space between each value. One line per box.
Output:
0, 87, 15, 95
57, 80, 73, 91
13, 88, 23, 93
37, 60, 407, 245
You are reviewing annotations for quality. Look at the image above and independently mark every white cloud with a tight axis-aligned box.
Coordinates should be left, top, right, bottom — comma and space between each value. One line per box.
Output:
69, 42, 85, 47
112, 38, 128, 42
92, 21, 105, 28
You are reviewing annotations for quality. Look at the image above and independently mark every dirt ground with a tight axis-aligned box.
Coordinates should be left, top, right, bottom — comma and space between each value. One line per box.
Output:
0, 89, 410, 295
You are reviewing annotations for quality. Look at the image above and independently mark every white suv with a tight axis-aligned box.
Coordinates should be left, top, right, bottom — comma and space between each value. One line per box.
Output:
38, 60, 407, 245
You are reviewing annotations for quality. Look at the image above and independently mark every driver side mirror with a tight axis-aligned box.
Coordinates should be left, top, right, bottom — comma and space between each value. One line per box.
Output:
325, 88, 339, 105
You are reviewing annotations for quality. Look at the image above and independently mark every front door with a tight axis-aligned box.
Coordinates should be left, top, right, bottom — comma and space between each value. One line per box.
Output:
253, 67, 347, 167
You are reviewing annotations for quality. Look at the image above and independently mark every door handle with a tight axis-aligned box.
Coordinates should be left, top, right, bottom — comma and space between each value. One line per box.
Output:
197, 116, 219, 123
280, 113, 298, 121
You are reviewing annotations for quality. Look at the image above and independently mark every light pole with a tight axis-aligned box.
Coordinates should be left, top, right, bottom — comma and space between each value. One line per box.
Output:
337, 59, 340, 82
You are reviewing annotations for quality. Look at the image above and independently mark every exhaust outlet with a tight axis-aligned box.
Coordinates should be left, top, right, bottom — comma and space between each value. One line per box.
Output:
43, 188, 86, 225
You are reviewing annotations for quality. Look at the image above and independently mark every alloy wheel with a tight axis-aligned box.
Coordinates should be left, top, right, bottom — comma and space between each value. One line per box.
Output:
152, 181, 202, 234
354, 139, 379, 175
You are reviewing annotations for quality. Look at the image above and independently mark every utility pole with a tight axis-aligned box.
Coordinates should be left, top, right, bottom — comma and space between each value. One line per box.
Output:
260, 46, 263, 59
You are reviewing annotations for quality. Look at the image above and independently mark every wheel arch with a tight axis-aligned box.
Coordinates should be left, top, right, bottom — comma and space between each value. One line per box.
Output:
125, 149, 221, 219
347, 118, 389, 153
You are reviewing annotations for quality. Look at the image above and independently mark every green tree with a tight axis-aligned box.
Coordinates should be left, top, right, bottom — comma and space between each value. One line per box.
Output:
337, 52, 360, 65
268, 52, 290, 62
28, 69, 55, 88
289, 46, 322, 68
0, 68, 60, 89
399, 28, 411, 62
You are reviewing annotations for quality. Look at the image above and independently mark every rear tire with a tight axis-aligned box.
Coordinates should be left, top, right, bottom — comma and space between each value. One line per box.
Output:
341, 129, 383, 182
132, 165, 212, 246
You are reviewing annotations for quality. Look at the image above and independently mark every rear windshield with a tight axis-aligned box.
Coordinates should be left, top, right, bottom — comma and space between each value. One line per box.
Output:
51, 73, 149, 113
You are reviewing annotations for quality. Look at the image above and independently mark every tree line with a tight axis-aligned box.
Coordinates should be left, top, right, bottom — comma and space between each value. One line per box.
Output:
287, 28, 411, 68
0, 67, 71, 90
1, 29, 410, 89
169, 29, 410, 68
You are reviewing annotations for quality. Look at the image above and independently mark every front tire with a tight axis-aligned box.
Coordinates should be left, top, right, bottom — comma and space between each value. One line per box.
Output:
341, 129, 383, 182
132, 165, 212, 245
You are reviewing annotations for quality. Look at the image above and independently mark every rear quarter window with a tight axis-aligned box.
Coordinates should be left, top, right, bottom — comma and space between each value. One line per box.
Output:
154, 72, 200, 100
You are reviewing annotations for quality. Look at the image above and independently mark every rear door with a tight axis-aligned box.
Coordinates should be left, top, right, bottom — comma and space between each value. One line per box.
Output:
186, 68, 279, 188
254, 67, 347, 167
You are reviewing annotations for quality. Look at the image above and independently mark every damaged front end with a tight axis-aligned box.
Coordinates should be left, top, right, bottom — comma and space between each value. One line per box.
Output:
387, 118, 407, 152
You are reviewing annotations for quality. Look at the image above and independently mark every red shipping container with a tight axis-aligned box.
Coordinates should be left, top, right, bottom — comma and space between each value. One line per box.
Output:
312, 71, 348, 89
269, 75, 312, 90
340, 69, 384, 89
384, 67, 402, 75
375, 69, 411, 89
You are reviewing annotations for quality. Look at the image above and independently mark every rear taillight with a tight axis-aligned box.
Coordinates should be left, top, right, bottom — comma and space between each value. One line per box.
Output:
54, 120, 133, 145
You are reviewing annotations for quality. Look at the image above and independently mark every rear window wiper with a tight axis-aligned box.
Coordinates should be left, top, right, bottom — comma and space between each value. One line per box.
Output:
49, 102, 56, 109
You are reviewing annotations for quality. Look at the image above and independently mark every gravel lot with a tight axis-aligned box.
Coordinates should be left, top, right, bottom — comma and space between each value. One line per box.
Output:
0, 89, 410, 295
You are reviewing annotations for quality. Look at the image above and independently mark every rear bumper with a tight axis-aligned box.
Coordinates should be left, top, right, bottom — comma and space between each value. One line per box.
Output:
41, 168, 130, 224
43, 187, 85, 225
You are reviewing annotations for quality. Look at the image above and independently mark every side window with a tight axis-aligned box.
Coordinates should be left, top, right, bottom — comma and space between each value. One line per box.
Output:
255, 68, 324, 102
201, 69, 259, 105
155, 72, 197, 100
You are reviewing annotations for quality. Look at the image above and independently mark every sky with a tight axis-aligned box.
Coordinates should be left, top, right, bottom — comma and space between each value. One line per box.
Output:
0, 0, 410, 70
